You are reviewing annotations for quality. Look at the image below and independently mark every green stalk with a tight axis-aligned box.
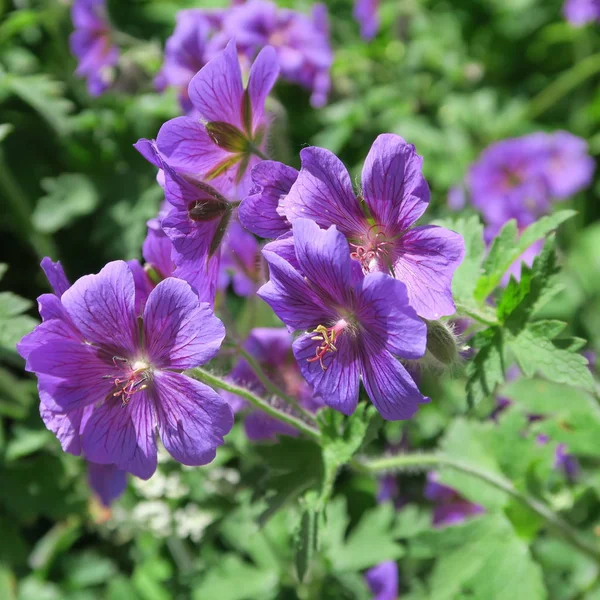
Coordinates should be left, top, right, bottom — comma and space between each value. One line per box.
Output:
364, 453, 600, 564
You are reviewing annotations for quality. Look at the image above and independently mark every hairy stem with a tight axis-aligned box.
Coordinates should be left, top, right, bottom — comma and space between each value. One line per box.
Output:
364, 453, 600, 563
187, 367, 321, 441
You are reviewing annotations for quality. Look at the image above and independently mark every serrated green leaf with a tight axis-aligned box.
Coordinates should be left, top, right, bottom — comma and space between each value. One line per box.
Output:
466, 327, 506, 407
33, 174, 99, 233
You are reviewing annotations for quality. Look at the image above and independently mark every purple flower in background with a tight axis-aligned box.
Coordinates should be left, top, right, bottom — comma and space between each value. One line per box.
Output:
563, 0, 600, 25
425, 472, 485, 527
284, 135, 465, 319
555, 443, 580, 482
365, 561, 398, 600
155, 10, 214, 114
354, 0, 380, 41
219, 220, 263, 296
19, 260, 232, 479
88, 462, 127, 507
70, 0, 119, 96
259, 218, 429, 420
239, 160, 298, 238
155, 40, 279, 198
224, 328, 320, 441
213, 0, 332, 107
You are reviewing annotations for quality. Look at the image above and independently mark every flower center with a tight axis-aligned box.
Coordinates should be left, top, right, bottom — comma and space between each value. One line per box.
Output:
350, 224, 394, 272
105, 357, 151, 407
307, 320, 348, 371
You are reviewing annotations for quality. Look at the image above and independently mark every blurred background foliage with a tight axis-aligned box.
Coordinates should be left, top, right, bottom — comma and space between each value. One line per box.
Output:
1, 0, 600, 598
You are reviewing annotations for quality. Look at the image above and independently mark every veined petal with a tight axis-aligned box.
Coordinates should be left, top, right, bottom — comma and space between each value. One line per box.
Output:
88, 462, 128, 507
40, 257, 70, 297
172, 251, 221, 306
362, 134, 430, 231
143, 278, 225, 369
154, 371, 233, 466
18, 317, 81, 369
82, 393, 158, 480
39, 402, 85, 456
359, 345, 428, 421
188, 39, 244, 129
284, 147, 365, 236
162, 208, 219, 265
61, 261, 138, 356
392, 225, 465, 320
247, 45, 279, 132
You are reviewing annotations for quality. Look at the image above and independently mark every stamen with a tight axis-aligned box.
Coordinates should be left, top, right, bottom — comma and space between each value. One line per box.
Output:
307, 322, 346, 371
350, 225, 395, 272
104, 360, 151, 408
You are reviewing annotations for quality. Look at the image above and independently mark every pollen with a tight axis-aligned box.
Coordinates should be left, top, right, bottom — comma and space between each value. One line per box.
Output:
307, 320, 348, 370
350, 224, 395, 272
105, 357, 151, 407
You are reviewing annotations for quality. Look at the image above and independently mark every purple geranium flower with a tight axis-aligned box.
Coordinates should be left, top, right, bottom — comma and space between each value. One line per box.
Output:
212, 0, 332, 107
259, 218, 428, 420
425, 472, 485, 527
18, 260, 233, 479
69, 0, 119, 96
88, 462, 127, 507
154, 39, 279, 198
142, 201, 176, 283
283, 135, 465, 320
365, 561, 398, 600
563, 0, 600, 25
354, 0, 380, 41
224, 328, 321, 441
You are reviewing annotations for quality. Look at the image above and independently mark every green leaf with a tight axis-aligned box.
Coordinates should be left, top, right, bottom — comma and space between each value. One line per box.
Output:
294, 491, 320, 583
465, 327, 506, 407
474, 210, 575, 302
28, 518, 82, 576
32, 174, 99, 233
5, 427, 52, 461
0, 288, 38, 358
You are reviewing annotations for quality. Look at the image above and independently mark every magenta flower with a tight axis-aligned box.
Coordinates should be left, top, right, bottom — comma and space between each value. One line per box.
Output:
283, 135, 465, 320
155, 39, 279, 198
224, 328, 321, 440
69, 0, 119, 96
88, 462, 127, 507
212, 0, 332, 107
259, 219, 428, 420
425, 472, 485, 527
354, 0, 380, 41
365, 561, 399, 600
563, 0, 600, 25
18, 260, 233, 479
239, 160, 298, 238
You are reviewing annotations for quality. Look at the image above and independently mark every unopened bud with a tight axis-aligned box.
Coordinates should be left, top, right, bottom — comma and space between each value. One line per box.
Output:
425, 320, 461, 367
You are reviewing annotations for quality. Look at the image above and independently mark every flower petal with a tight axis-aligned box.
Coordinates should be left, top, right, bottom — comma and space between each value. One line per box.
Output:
143, 277, 225, 369
359, 347, 428, 421
61, 261, 138, 355
362, 134, 430, 231
293, 332, 360, 416
39, 402, 85, 456
154, 371, 233, 466
40, 257, 70, 297
82, 394, 158, 480
172, 252, 221, 306
392, 225, 465, 320
247, 45, 279, 132
239, 160, 297, 238
188, 39, 244, 129
88, 462, 128, 507
284, 147, 365, 235
244, 411, 297, 441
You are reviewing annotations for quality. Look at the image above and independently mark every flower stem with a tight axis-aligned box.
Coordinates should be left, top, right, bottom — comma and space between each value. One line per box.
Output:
187, 367, 321, 441
363, 453, 600, 564
237, 346, 317, 423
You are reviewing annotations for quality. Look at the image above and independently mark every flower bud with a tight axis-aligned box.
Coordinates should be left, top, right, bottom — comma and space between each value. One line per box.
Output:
420, 320, 466, 373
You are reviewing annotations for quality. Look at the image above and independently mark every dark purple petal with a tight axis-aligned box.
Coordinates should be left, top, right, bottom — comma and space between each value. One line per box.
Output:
392, 225, 465, 320
239, 161, 298, 238
171, 250, 222, 306
143, 277, 225, 369
284, 146, 365, 236
247, 45, 279, 131
188, 39, 244, 129
127, 259, 154, 316
362, 134, 430, 231
39, 402, 86, 456
40, 257, 70, 297
359, 345, 428, 420
154, 371, 233, 466
365, 561, 398, 600
60, 261, 138, 356
432, 501, 485, 527
81, 393, 158, 480
293, 332, 360, 416
142, 215, 175, 280
88, 462, 128, 507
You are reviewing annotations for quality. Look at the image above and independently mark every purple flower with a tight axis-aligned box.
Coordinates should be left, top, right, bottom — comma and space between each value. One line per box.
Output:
258, 218, 428, 420
425, 472, 485, 527
219, 219, 263, 296
69, 0, 119, 96
224, 328, 320, 440
142, 201, 176, 282
555, 443, 579, 481
563, 0, 600, 25
155, 10, 214, 114
18, 260, 233, 479
154, 39, 279, 198
354, 0, 380, 41
239, 160, 298, 238
365, 561, 398, 600
213, 0, 333, 107
283, 135, 465, 320
88, 462, 127, 507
